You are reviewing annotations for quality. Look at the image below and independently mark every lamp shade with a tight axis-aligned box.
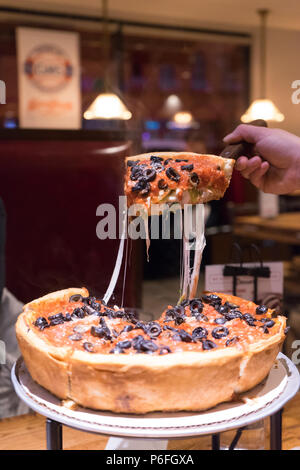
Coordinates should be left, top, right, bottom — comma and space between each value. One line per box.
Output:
241, 98, 284, 123
84, 92, 132, 120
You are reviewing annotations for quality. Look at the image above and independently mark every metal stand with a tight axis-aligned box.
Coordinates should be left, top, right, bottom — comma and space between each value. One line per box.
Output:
45, 410, 282, 450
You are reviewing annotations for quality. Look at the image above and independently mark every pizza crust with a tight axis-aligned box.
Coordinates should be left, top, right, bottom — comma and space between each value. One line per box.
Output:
16, 288, 286, 414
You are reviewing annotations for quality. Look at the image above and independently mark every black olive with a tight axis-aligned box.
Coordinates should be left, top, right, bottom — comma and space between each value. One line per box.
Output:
83, 342, 94, 352
71, 307, 85, 319
225, 310, 243, 321
139, 339, 159, 353
83, 305, 98, 316
132, 335, 145, 350
166, 167, 180, 182
216, 305, 229, 315
190, 299, 204, 312
69, 294, 83, 303
176, 330, 193, 343
175, 159, 188, 162
192, 312, 209, 322
159, 346, 172, 355
202, 294, 221, 304
256, 305, 268, 315
180, 299, 190, 307
224, 301, 239, 309
181, 164, 194, 171
212, 326, 229, 339
121, 324, 134, 333
91, 326, 112, 340
34, 316, 49, 330
214, 317, 228, 325
48, 313, 65, 326
143, 168, 157, 182
243, 313, 256, 326
150, 155, 163, 163
117, 340, 132, 349
130, 164, 146, 181
192, 326, 208, 340
260, 318, 275, 328
127, 159, 139, 167
68, 333, 83, 341
260, 325, 269, 334
202, 339, 217, 350
64, 313, 72, 322
146, 322, 162, 338
164, 158, 173, 166
140, 183, 151, 197
226, 336, 239, 347
131, 179, 148, 192
158, 179, 168, 190
190, 172, 199, 186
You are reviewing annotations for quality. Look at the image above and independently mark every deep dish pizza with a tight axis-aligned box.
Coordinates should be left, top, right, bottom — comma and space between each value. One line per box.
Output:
16, 288, 286, 414
124, 152, 234, 210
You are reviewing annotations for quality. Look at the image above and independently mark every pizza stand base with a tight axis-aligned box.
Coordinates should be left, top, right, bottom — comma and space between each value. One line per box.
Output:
11, 353, 300, 450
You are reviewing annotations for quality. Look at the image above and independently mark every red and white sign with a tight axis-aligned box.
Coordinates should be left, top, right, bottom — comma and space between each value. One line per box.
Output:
17, 27, 81, 129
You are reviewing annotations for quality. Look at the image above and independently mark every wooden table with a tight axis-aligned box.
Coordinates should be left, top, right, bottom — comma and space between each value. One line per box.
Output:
233, 212, 300, 245
1, 393, 300, 450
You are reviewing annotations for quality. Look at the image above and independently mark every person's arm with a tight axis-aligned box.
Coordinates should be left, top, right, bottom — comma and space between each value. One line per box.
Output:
223, 125, 300, 194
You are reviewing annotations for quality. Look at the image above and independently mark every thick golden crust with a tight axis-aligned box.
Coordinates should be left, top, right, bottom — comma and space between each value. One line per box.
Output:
16, 288, 286, 414
124, 152, 234, 210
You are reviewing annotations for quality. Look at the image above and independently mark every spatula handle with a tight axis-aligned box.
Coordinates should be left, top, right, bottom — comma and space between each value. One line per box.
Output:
220, 119, 267, 160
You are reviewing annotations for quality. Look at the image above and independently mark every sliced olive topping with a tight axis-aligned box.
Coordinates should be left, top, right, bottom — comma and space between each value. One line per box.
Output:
242, 313, 256, 326
190, 172, 199, 186
190, 299, 204, 312
175, 159, 188, 162
225, 336, 239, 347
214, 317, 228, 325
83, 342, 95, 352
225, 310, 243, 321
224, 301, 239, 310
158, 179, 168, 190
143, 168, 157, 182
146, 322, 162, 338
117, 340, 132, 349
202, 339, 217, 350
192, 326, 208, 340
131, 179, 148, 192
140, 182, 151, 197
174, 330, 193, 343
259, 318, 275, 328
69, 294, 83, 303
256, 305, 268, 315
91, 325, 112, 340
202, 294, 221, 304
164, 158, 173, 166
71, 307, 85, 319
48, 313, 65, 326
260, 325, 269, 334
166, 167, 180, 182
68, 333, 83, 341
181, 164, 194, 171
121, 324, 134, 333
212, 326, 229, 339
150, 155, 163, 163
127, 159, 139, 167
34, 316, 49, 330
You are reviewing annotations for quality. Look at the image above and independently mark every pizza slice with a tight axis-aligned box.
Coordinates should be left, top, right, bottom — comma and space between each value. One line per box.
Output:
124, 152, 235, 209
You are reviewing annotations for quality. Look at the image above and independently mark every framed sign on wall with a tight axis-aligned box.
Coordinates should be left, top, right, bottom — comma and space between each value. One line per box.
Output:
17, 27, 81, 129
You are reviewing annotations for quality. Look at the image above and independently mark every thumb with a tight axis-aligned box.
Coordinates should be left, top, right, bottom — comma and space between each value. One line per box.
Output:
223, 124, 268, 144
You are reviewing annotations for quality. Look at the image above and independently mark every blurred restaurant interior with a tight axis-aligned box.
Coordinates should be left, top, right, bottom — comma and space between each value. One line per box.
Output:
1, 0, 300, 450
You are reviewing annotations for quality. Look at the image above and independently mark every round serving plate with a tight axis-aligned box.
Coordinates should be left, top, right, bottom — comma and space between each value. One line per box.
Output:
12, 353, 300, 439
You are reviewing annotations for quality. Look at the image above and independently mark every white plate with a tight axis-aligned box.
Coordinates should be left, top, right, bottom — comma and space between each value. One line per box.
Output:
12, 353, 300, 438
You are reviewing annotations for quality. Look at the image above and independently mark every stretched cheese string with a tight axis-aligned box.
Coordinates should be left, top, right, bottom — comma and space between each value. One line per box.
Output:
189, 204, 206, 298
103, 206, 127, 305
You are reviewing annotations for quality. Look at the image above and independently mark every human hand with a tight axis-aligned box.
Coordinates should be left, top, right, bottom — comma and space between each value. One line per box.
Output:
223, 125, 300, 194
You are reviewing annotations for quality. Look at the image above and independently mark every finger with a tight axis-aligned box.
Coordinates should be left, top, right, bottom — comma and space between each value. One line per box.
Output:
238, 156, 262, 178
248, 161, 270, 189
223, 124, 268, 144
235, 156, 250, 171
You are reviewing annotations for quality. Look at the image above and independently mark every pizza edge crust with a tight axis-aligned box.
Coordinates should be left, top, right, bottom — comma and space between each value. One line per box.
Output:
16, 288, 286, 414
